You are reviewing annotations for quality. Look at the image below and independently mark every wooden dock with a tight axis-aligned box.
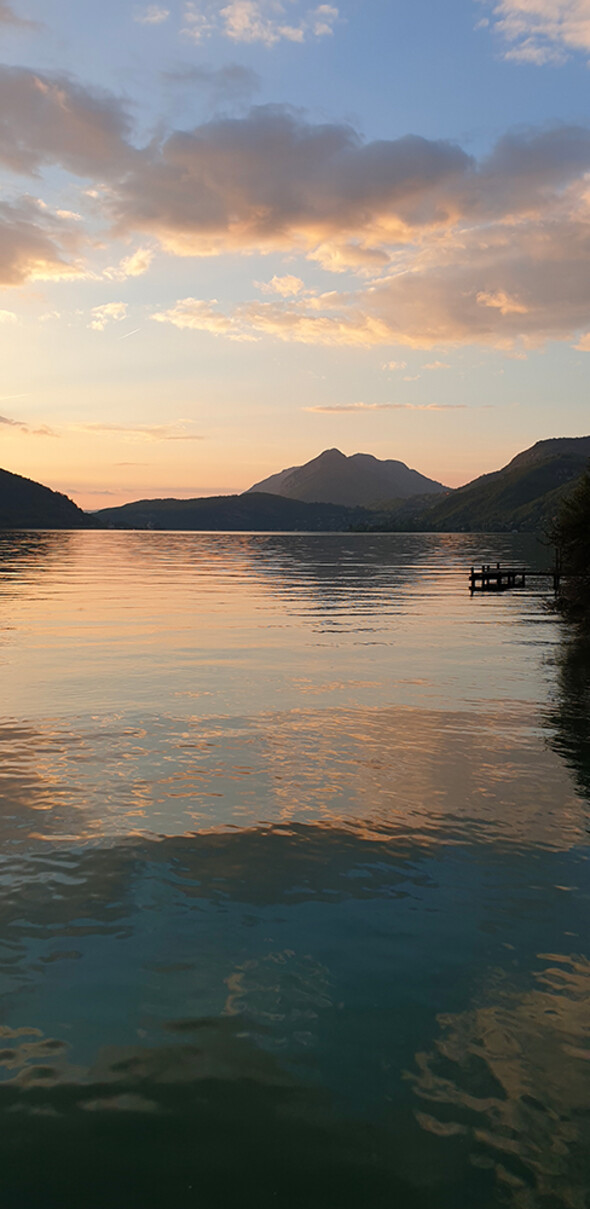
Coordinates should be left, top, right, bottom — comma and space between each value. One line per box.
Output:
470, 564, 526, 592
469, 562, 562, 593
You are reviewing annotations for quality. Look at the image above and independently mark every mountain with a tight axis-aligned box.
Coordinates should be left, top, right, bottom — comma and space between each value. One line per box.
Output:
0, 467, 94, 529
372, 436, 590, 533
506, 435, 590, 473
248, 448, 447, 506
95, 492, 369, 531
97, 436, 590, 534
11, 432, 582, 535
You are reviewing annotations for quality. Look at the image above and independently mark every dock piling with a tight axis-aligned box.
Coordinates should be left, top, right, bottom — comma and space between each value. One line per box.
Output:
469, 562, 559, 593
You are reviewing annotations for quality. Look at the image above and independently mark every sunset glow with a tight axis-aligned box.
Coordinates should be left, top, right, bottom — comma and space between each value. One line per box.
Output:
1, 1, 590, 506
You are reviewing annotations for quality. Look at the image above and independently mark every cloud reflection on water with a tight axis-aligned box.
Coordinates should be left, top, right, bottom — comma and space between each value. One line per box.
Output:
0, 701, 585, 850
0, 822, 588, 1207
411, 953, 590, 1207
0, 530, 588, 1207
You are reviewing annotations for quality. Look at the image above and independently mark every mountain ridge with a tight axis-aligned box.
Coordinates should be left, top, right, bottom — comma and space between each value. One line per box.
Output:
0, 467, 96, 529
365, 436, 590, 533
95, 492, 367, 531
1, 433, 589, 533
248, 447, 447, 506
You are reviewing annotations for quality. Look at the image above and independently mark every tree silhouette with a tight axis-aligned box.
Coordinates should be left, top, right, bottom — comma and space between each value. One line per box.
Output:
551, 469, 590, 623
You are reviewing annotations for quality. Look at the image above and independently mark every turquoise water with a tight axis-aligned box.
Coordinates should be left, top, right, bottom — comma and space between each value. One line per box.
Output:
0, 531, 588, 1208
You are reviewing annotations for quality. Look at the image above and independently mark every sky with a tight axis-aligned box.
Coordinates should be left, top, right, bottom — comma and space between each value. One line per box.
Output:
1, 0, 590, 507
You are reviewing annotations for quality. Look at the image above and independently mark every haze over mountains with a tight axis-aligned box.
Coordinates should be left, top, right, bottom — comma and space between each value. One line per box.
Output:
248, 448, 447, 506
0, 436, 588, 532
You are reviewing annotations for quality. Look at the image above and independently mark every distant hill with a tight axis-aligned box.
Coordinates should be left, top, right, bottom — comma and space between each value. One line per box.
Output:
0, 467, 94, 529
95, 492, 369, 531
368, 436, 590, 533
12, 433, 584, 535
248, 448, 447, 506
506, 436, 590, 473
96, 436, 590, 534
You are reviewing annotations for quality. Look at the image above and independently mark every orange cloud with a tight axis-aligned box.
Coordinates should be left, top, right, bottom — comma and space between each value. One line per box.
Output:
2, 67, 590, 350
476, 289, 528, 315
256, 274, 305, 296
304, 402, 466, 412
151, 196, 590, 349
0, 196, 89, 285
88, 302, 128, 331
152, 295, 392, 345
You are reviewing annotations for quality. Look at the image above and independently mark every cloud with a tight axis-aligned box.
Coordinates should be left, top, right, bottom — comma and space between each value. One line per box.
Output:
309, 242, 391, 274
0, 2, 37, 27
476, 289, 528, 315
240, 299, 392, 344
332, 209, 590, 348
106, 110, 590, 285
152, 294, 393, 344
110, 110, 590, 349
423, 360, 451, 369
0, 196, 89, 285
152, 297, 242, 336
256, 274, 304, 296
134, 5, 170, 23
0, 65, 132, 177
0, 309, 17, 323
88, 302, 128, 331
182, 1, 338, 46
161, 62, 261, 106
108, 105, 472, 259
0, 412, 56, 435
304, 402, 466, 412
78, 422, 204, 440
119, 247, 153, 277
574, 331, 590, 349
219, 0, 305, 45
383, 360, 407, 370
104, 247, 154, 280
483, 1, 590, 64
305, 402, 399, 412
150, 189, 590, 352
2, 66, 590, 351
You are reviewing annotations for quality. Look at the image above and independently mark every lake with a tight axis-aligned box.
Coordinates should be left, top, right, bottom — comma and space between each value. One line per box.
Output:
0, 530, 588, 1209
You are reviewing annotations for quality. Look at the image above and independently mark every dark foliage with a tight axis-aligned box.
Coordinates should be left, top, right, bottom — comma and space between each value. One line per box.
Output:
547, 632, 590, 798
550, 469, 590, 622
351, 439, 590, 533
0, 468, 95, 529
96, 492, 370, 532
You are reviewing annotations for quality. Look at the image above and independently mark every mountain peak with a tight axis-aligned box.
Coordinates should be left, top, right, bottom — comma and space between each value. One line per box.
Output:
248, 449, 446, 507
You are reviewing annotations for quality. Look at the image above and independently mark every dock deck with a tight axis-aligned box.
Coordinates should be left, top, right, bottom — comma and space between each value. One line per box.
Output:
470, 564, 526, 592
469, 562, 561, 593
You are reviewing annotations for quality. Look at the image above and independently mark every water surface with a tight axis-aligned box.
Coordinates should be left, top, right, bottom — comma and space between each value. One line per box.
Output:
0, 531, 588, 1208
